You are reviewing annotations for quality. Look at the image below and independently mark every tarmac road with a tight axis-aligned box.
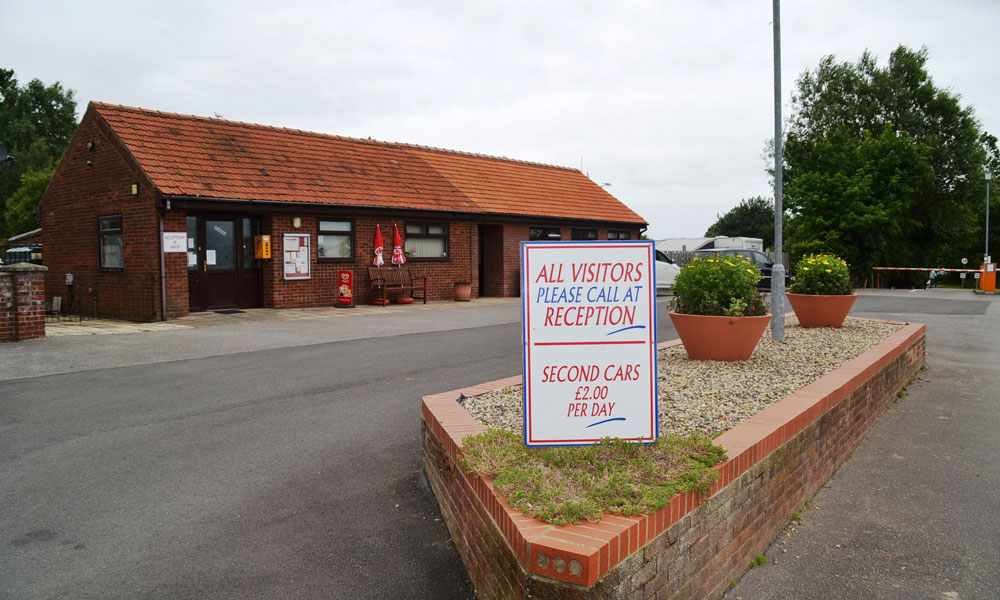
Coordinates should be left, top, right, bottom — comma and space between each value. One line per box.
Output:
1, 290, 996, 599
0, 296, 678, 600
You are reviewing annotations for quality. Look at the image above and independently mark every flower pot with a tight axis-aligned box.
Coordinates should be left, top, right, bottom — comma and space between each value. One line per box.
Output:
668, 312, 772, 361
454, 282, 472, 302
786, 293, 857, 328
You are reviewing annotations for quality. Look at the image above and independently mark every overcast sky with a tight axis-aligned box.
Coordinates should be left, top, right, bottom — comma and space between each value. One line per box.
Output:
3, 0, 997, 239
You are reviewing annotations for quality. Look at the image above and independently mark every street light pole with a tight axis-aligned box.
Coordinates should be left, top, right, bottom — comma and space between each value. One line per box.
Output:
771, 0, 785, 342
986, 168, 992, 264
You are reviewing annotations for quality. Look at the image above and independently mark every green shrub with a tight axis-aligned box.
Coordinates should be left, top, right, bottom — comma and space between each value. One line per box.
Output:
670, 256, 767, 317
789, 254, 853, 295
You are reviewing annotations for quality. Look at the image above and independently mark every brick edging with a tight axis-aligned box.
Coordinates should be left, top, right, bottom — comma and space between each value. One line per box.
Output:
422, 319, 926, 594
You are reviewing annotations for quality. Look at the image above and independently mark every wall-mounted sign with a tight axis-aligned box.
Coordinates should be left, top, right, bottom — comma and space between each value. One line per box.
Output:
283, 234, 311, 280
520, 241, 658, 447
162, 231, 187, 253
254, 235, 272, 259
337, 269, 354, 307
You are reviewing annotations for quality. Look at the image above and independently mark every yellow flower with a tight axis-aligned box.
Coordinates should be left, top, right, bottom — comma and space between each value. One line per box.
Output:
803, 267, 809, 271
747, 269, 755, 273
826, 269, 832, 273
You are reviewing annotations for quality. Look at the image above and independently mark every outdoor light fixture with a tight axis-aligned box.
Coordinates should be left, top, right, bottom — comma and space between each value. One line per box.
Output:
131, 182, 138, 195
87, 141, 94, 150
292, 217, 301, 229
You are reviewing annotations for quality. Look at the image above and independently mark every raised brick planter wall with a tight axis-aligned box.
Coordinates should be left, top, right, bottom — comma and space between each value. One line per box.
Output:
422, 320, 925, 599
0, 263, 48, 342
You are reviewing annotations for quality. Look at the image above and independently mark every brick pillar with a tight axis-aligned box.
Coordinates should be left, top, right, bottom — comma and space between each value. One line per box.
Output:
0, 263, 49, 342
0, 271, 12, 342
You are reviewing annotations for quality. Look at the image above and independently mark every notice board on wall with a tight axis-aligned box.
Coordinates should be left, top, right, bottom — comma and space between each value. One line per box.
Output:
520, 241, 658, 447
283, 234, 311, 280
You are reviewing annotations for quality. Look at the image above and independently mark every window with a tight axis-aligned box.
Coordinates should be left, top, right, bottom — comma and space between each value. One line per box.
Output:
99, 215, 123, 269
529, 227, 561, 241
608, 230, 631, 240
318, 220, 353, 260
405, 222, 448, 259
571, 228, 597, 241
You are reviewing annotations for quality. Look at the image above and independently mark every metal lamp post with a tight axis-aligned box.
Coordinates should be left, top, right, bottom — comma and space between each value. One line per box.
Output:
771, 0, 785, 341
986, 168, 992, 264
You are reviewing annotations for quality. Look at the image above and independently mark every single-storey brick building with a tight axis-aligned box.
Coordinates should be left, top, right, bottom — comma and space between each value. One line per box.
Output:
40, 102, 648, 321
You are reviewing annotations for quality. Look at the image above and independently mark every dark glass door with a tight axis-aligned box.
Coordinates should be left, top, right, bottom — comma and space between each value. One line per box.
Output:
203, 219, 238, 309
187, 215, 262, 311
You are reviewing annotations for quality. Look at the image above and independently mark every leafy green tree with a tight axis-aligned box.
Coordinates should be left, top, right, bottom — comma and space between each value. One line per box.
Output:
704, 196, 775, 249
5, 164, 56, 235
785, 125, 933, 275
782, 46, 989, 283
0, 69, 77, 237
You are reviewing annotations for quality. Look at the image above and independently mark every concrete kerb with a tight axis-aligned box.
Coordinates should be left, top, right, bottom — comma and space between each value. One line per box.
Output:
45, 297, 519, 336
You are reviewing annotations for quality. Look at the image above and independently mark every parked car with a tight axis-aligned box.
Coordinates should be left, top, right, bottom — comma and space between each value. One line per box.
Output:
655, 249, 681, 293
693, 248, 790, 289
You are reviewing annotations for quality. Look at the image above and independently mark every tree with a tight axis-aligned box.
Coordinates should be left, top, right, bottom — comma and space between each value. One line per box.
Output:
704, 196, 775, 249
784, 125, 933, 275
782, 46, 989, 282
0, 69, 77, 237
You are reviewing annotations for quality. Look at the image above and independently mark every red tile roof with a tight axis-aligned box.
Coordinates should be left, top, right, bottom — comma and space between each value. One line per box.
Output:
91, 102, 646, 225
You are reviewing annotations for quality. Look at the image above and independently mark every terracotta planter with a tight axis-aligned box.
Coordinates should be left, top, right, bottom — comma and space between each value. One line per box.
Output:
786, 293, 857, 328
454, 282, 472, 302
668, 312, 772, 361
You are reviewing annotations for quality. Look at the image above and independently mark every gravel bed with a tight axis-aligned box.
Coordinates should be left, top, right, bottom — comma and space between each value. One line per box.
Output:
461, 317, 903, 438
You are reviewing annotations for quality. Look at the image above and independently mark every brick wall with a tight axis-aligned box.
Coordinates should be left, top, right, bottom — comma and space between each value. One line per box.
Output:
40, 110, 166, 322
422, 322, 926, 599
261, 216, 484, 307
0, 264, 48, 342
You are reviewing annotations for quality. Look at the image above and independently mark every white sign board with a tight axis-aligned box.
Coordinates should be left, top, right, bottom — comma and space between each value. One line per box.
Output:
283, 234, 311, 280
162, 232, 187, 253
521, 241, 658, 447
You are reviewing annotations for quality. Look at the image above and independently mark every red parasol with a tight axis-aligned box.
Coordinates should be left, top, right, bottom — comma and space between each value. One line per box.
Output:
391, 223, 406, 266
373, 224, 385, 267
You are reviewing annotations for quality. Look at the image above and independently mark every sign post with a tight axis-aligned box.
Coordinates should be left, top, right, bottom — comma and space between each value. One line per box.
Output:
520, 241, 658, 447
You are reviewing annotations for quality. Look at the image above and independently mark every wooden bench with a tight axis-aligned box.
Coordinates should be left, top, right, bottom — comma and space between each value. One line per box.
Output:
367, 266, 427, 305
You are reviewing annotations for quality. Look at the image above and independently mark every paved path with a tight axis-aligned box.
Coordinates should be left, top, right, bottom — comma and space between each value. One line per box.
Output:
726, 289, 999, 600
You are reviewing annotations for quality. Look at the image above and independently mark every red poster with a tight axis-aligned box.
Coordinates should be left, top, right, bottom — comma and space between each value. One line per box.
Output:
337, 270, 354, 306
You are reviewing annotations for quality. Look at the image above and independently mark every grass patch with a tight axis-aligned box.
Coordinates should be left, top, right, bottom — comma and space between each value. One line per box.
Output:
459, 429, 727, 525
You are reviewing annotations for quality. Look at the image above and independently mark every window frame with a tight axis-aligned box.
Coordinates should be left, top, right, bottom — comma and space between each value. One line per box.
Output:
404, 221, 449, 261
98, 214, 124, 271
529, 227, 562, 241
316, 219, 355, 262
607, 230, 631, 241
